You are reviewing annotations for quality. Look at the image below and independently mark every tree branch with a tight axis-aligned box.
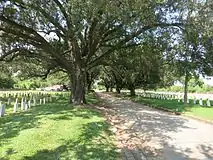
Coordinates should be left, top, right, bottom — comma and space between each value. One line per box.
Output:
0, 15, 45, 43
30, 4, 67, 34
88, 22, 182, 67
0, 48, 35, 61
52, 0, 71, 29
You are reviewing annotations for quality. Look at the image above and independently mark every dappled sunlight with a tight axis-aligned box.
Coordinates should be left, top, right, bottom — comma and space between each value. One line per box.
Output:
98, 92, 213, 160
0, 95, 117, 160
23, 122, 117, 160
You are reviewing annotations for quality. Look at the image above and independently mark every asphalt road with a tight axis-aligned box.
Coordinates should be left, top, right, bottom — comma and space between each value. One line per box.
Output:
99, 92, 213, 160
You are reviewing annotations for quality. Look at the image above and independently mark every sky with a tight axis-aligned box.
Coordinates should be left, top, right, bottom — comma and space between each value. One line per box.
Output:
174, 76, 213, 86
202, 76, 213, 86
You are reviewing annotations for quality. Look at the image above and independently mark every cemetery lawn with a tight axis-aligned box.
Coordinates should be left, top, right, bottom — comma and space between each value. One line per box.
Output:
0, 94, 117, 160
128, 96, 213, 121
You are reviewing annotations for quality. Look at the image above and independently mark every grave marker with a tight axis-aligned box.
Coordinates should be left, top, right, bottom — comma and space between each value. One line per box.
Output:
7, 98, 12, 106
206, 99, 211, 107
28, 100, 31, 108
187, 98, 190, 104
0, 104, 5, 117
33, 97, 36, 106
21, 98, 25, 110
43, 98, 46, 104
40, 99, 42, 105
13, 102, 18, 113
199, 98, 203, 106
24, 102, 28, 111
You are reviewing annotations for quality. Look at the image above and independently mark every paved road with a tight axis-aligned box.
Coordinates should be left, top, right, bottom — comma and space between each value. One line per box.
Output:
98, 93, 213, 160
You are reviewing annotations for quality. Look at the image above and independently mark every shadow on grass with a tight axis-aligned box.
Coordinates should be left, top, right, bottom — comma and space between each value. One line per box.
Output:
23, 121, 117, 160
0, 94, 117, 160
126, 96, 197, 113
138, 98, 185, 111
86, 93, 99, 105
0, 96, 99, 147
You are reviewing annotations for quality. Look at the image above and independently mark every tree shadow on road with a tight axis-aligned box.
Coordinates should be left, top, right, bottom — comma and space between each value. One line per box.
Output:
98, 92, 213, 160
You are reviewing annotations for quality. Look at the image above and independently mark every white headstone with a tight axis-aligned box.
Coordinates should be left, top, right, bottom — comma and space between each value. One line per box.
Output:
21, 98, 25, 110
28, 100, 31, 108
187, 98, 190, 104
24, 102, 28, 111
0, 104, 5, 117
178, 99, 180, 102
193, 98, 197, 104
7, 98, 11, 106
43, 98, 46, 104
40, 99, 42, 105
13, 103, 18, 113
199, 99, 203, 106
206, 99, 211, 107
33, 97, 36, 106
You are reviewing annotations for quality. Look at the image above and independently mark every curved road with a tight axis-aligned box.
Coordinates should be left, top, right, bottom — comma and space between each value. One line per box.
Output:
98, 93, 213, 160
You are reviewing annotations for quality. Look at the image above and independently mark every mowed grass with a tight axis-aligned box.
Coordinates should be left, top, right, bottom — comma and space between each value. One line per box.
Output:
0, 94, 117, 160
124, 94, 213, 121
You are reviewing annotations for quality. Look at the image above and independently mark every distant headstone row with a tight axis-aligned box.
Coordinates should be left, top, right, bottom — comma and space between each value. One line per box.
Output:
0, 91, 69, 117
137, 92, 213, 107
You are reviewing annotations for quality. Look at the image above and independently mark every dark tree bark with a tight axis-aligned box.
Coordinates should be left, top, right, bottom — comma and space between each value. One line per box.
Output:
86, 72, 93, 92
116, 87, 121, 94
106, 87, 109, 92
129, 87, 136, 96
69, 64, 86, 104
114, 74, 123, 94
87, 82, 92, 92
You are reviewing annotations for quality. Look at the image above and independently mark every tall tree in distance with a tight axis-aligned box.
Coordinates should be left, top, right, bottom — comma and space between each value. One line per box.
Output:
163, 0, 213, 104
0, 62, 15, 89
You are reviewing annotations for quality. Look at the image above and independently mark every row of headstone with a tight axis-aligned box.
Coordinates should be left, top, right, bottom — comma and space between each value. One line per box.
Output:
139, 92, 212, 107
0, 92, 48, 98
0, 91, 70, 117
0, 96, 54, 117
141, 92, 177, 101
0, 91, 69, 101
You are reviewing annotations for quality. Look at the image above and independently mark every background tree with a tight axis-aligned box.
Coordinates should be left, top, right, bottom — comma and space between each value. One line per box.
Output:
0, 62, 15, 89
86, 67, 100, 92
105, 34, 164, 96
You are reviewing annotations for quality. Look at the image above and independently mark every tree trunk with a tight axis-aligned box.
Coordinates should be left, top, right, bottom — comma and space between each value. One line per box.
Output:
116, 87, 121, 94
110, 88, 113, 92
86, 72, 93, 92
106, 87, 109, 92
184, 72, 189, 104
130, 88, 136, 96
87, 82, 92, 92
70, 64, 86, 104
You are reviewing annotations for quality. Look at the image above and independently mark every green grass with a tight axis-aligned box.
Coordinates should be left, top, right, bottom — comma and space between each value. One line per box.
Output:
0, 94, 117, 160
123, 94, 213, 121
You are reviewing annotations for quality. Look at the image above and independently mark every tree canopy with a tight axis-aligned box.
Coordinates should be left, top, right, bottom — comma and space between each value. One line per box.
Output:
0, 0, 213, 103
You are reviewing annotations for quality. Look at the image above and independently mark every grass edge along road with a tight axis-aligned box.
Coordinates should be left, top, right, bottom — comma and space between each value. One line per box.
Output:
120, 94, 213, 122
0, 93, 118, 160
